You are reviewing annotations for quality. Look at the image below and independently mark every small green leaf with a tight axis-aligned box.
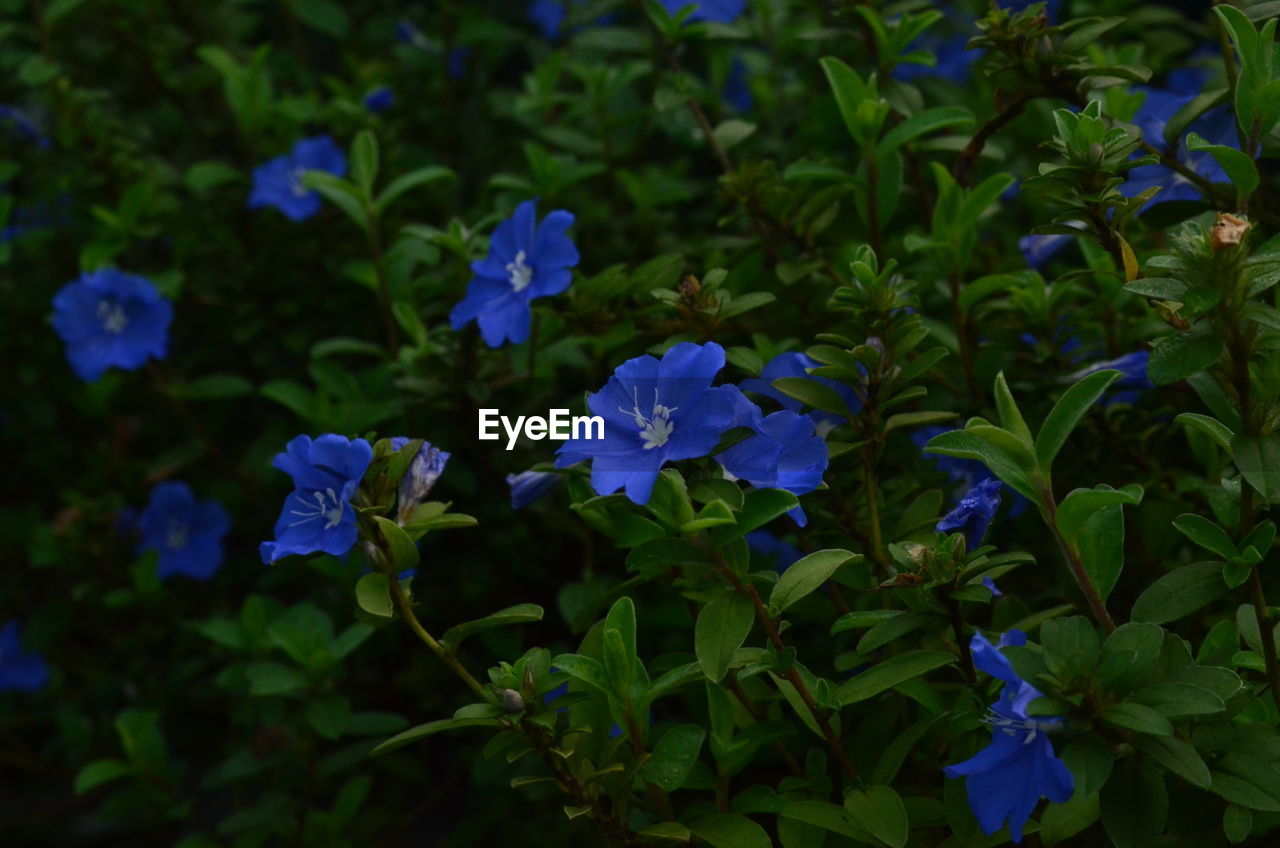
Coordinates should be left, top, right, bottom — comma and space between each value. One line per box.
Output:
992, 371, 1033, 444
843, 786, 908, 848
770, 549, 858, 612
695, 592, 755, 683
1232, 434, 1280, 500
374, 166, 454, 215
687, 813, 772, 848
351, 130, 379, 195
1147, 333, 1224, 385
372, 516, 420, 571
1131, 562, 1228, 624
1100, 702, 1173, 736
837, 650, 956, 705
1133, 735, 1211, 788
370, 717, 502, 756
641, 725, 705, 792
354, 573, 394, 619
1173, 514, 1237, 559
74, 759, 133, 795
440, 604, 543, 652
1035, 370, 1121, 471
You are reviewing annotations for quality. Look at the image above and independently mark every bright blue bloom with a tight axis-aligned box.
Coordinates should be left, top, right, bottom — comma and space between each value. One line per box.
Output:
1069, 351, 1152, 406
724, 57, 753, 112
718, 408, 828, 526
938, 478, 1003, 551
556, 342, 743, 504
248, 136, 348, 222
138, 482, 231, 581
982, 577, 1003, 597
529, 0, 568, 38
658, 0, 746, 23
1018, 232, 1075, 269
0, 105, 50, 148
945, 631, 1074, 842
364, 87, 394, 113
260, 434, 374, 564
51, 268, 173, 381
389, 437, 451, 523
507, 470, 561, 509
740, 352, 861, 436
451, 198, 579, 347
746, 530, 802, 573
0, 620, 49, 692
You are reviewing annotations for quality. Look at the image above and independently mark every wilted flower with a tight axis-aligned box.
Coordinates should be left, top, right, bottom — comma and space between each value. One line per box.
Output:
0, 620, 49, 692
51, 268, 173, 381
138, 482, 231, 581
390, 438, 451, 524
937, 478, 1003, 551
740, 351, 861, 436
506, 470, 561, 509
364, 87, 394, 113
658, 0, 746, 24
260, 434, 373, 564
945, 631, 1074, 842
248, 136, 348, 222
450, 198, 579, 347
717, 408, 829, 526
556, 342, 742, 504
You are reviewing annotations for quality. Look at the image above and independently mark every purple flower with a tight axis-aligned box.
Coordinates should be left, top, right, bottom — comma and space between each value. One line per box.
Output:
51, 268, 173, 381
248, 136, 348, 222
945, 631, 1074, 842
938, 478, 1003, 551
260, 435, 374, 564
451, 198, 579, 347
0, 620, 49, 692
556, 342, 743, 504
364, 87, 394, 113
507, 470, 561, 509
717, 407, 828, 526
138, 482, 231, 581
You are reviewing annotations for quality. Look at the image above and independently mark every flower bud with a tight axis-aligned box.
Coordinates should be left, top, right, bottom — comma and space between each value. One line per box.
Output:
499, 688, 526, 712
391, 440, 451, 525
1211, 213, 1250, 251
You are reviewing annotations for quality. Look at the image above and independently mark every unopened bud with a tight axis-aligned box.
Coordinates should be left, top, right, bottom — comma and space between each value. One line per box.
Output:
679, 274, 701, 303
499, 688, 526, 712
1211, 213, 1250, 251
393, 440, 451, 525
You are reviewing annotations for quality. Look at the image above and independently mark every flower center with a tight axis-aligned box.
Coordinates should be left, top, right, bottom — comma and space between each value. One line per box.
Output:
506, 250, 534, 292
288, 168, 310, 197
289, 487, 346, 530
166, 521, 189, 551
982, 711, 1057, 745
97, 300, 128, 334
620, 387, 677, 450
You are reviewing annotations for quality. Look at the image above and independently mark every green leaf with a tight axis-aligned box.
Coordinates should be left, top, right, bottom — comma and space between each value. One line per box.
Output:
1075, 501, 1127, 602
1211, 754, 1280, 812
875, 106, 973, 158
1100, 702, 1173, 736
641, 724, 705, 792
1101, 760, 1168, 848
1175, 412, 1235, 451
1147, 333, 1224, 386
74, 759, 133, 795
843, 786, 908, 848
246, 661, 306, 697
639, 822, 693, 841
351, 130, 379, 196
709, 488, 800, 545
374, 166, 453, 215
306, 694, 350, 740
687, 813, 772, 848
1055, 484, 1143, 547
372, 516, 420, 571
713, 119, 757, 150
779, 800, 875, 841
772, 376, 853, 416
1131, 562, 1228, 624
440, 604, 544, 652
551, 654, 611, 696
354, 573, 394, 620
770, 549, 858, 612
923, 427, 1042, 504
857, 610, 935, 653
300, 171, 370, 232
1232, 434, 1280, 500
289, 0, 348, 37
836, 650, 956, 705
695, 592, 755, 682
820, 57, 872, 145
1186, 132, 1260, 197
1129, 682, 1225, 718
1035, 370, 1121, 471
1173, 514, 1237, 558
1225, 804, 1253, 843
178, 373, 253, 401
370, 717, 503, 756
1041, 794, 1100, 846
992, 371, 1033, 444
1133, 735, 1211, 788
1040, 615, 1100, 683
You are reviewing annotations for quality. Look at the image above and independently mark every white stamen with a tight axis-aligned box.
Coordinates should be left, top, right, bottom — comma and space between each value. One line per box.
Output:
165, 521, 189, 550
288, 169, 310, 197
97, 300, 128, 334
506, 250, 534, 291
288, 487, 345, 529
619, 387, 677, 450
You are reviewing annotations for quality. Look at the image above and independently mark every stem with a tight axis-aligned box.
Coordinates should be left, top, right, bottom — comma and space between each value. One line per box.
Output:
865, 153, 884, 259
1043, 496, 1117, 633
388, 576, 490, 700
1248, 567, 1280, 712
948, 269, 981, 406
954, 93, 1031, 187
368, 216, 401, 356
712, 556, 860, 783
946, 596, 979, 686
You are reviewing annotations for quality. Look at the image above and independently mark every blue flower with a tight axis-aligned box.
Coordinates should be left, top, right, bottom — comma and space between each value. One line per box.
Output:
507, 470, 561, 509
718, 408, 828, 526
746, 530, 802, 573
451, 198, 579, 347
248, 136, 348, 222
740, 352, 861, 436
724, 57, 753, 112
447, 47, 470, 80
894, 27, 976, 83
260, 434, 374, 564
138, 482, 231, 580
938, 478, 1003, 551
556, 342, 743, 504
395, 18, 429, 48
364, 87, 394, 113
1018, 232, 1075, 269
1068, 351, 1152, 406
0, 620, 49, 692
658, 0, 746, 23
529, 0, 568, 38
913, 426, 990, 486
389, 438, 451, 523
945, 631, 1074, 842
51, 268, 173, 381
0, 104, 50, 148
982, 576, 1003, 597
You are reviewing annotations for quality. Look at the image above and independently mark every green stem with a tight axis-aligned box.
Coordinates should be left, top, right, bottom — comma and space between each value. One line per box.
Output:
368, 215, 401, 356
388, 576, 489, 700
1043, 495, 1117, 633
